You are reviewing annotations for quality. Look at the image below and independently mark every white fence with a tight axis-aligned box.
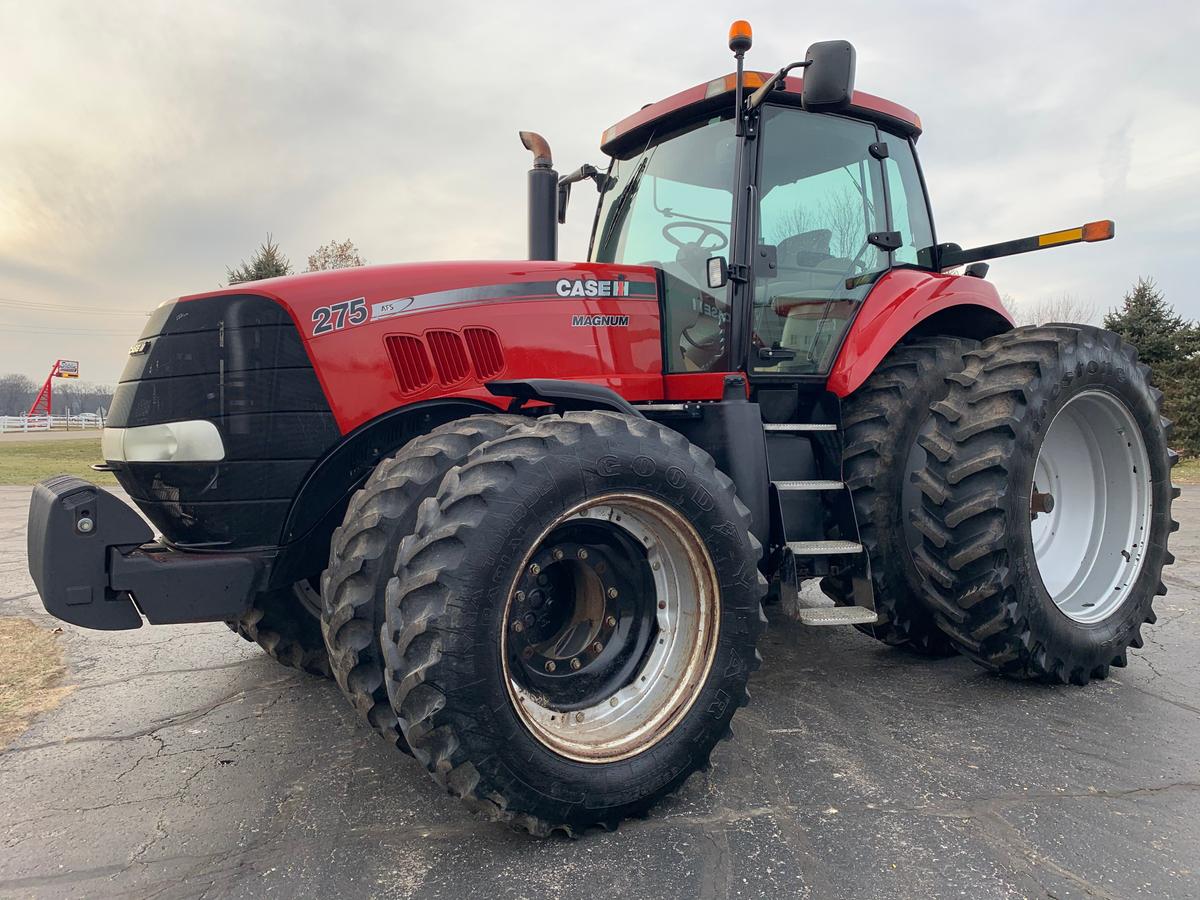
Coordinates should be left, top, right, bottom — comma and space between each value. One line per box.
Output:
0, 414, 105, 433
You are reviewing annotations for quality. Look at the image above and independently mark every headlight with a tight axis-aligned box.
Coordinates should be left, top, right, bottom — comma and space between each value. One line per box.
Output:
102, 421, 226, 463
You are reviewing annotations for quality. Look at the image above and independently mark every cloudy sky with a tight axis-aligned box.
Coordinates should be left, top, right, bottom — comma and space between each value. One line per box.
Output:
2, 0, 1198, 384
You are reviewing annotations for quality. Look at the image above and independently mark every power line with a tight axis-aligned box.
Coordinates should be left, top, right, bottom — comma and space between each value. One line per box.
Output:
0, 297, 150, 316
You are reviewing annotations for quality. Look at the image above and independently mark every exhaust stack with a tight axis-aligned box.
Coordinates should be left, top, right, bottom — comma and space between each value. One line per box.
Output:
519, 131, 558, 261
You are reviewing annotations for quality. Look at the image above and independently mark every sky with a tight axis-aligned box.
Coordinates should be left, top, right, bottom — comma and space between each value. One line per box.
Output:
1, 0, 1198, 384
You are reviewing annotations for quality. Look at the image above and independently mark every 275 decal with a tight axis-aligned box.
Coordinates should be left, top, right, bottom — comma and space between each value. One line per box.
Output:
311, 298, 368, 336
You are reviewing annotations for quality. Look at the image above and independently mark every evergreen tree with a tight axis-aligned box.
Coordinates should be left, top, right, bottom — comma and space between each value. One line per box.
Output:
1104, 277, 1200, 454
226, 234, 292, 285
1103, 277, 1199, 366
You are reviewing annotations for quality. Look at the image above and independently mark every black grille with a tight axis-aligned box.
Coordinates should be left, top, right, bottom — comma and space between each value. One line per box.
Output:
108, 294, 339, 550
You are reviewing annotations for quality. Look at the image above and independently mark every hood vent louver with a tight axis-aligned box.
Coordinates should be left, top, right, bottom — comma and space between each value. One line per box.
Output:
385, 327, 507, 395
463, 327, 505, 379
425, 329, 471, 384
385, 335, 434, 394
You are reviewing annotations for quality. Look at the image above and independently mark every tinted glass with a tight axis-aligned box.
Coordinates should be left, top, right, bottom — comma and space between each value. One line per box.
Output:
753, 107, 886, 375
883, 137, 936, 268
592, 116, 737, 372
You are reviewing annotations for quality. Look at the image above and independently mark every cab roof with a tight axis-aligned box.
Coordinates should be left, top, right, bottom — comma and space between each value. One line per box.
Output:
601, 71, 922, 159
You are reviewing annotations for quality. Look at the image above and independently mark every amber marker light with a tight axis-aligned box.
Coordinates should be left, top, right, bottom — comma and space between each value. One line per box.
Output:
1083, 220, 1116, 242
729, 20, 753, 53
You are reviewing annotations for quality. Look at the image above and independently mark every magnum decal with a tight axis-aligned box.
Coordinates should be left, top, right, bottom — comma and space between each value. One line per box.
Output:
571, 314, 630, 327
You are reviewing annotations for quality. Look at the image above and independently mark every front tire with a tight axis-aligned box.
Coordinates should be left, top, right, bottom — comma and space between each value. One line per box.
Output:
381, 412, 767, 835
912, 325, 1178, 684
320, 414, 525, 751
229, 580, 332, 678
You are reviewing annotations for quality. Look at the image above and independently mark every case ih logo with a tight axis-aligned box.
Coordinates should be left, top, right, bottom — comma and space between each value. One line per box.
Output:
556, 278, 631, 298
571, 314, 629, 327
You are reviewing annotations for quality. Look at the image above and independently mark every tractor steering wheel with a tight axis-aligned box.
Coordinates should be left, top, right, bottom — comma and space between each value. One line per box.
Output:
661, 221, 728, 253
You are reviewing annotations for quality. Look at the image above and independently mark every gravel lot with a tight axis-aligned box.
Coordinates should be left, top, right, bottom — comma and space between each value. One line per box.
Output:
1, 484, 1198, 899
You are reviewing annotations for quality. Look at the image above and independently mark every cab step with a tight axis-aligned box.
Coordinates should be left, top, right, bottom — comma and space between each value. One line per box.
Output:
796, 606, 880, 627
786, 540, 863, 555
774, 480, 843, 491
763, 423, 837, 432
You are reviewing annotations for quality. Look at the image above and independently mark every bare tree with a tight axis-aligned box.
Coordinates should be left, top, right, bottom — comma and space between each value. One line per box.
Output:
1007, 292, 1098, 326
305, 239, 365, 272
0, 374, 35, 416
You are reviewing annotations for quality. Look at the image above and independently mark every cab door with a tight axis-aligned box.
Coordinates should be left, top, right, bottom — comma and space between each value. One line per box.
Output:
747, 106, 889, 379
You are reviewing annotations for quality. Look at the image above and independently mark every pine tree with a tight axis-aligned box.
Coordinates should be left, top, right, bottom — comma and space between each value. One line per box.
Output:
1102, 277, 1199, 366
1104, 277, 1200, 454
226, 234, 292, 285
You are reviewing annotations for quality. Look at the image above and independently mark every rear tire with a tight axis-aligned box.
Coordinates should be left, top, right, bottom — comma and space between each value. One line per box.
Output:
381, 411, 767, 835
230, 580, 332, 678
912, 325, 1178, 684
821, 336, 978, 655
320, 413, 525, 751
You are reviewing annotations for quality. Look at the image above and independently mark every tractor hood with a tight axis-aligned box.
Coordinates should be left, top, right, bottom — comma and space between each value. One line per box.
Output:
170, 259, 665, 434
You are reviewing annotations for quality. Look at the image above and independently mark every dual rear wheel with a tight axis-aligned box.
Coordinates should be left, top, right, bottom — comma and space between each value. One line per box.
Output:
325, 411, 766, 834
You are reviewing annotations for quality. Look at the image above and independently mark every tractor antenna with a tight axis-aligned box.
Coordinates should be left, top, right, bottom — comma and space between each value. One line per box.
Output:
728, 20, 753, 136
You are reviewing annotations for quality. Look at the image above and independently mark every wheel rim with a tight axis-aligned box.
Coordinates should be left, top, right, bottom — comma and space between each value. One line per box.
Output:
501, 494, 720, 763
1030, 389, 1152, 623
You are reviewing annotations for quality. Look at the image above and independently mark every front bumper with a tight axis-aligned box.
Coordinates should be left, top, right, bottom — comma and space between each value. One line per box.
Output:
27, 476, 264, 630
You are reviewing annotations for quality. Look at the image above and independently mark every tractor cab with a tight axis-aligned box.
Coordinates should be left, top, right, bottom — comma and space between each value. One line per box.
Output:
586, 34, 931, 383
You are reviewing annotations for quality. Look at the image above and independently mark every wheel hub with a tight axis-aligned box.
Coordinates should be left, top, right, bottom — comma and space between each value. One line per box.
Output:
501, 495, 720, 763
1030, 389, 1152, 623
507, 525, 655, 711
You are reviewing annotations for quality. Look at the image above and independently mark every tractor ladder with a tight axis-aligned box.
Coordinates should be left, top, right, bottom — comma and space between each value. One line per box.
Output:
764, 421, 878, 627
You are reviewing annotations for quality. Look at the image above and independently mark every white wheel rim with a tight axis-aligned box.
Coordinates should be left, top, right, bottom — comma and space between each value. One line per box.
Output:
501, 494, 720, 763
1030, 390, 1152, 623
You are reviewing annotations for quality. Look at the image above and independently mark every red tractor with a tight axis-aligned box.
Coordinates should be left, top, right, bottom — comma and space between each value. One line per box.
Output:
27, 22, 1177, 835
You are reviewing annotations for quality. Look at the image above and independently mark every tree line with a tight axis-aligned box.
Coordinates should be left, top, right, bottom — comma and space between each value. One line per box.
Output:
0, 375, 113, 417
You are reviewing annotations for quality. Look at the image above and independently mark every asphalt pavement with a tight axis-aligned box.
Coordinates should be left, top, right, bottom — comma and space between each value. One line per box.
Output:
1, 484, 1198, 899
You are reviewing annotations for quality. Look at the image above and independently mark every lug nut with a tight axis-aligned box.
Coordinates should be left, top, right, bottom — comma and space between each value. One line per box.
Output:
591, 641, 603, 654
515, 590, 526, 602
512, 621, 524, 633
605, 615, 616, 627
577, 548, 588, 560
529, 563, 541, 576
545, 660, 556, 673
658, 600, 667, 610
609, 697, 619, 707
575, 712, 585, 723
522, 647, 534, 659
570, 658, 582, 670
76, 517, 94, 534
553, 549, 564, 561
606, 587, 618, 599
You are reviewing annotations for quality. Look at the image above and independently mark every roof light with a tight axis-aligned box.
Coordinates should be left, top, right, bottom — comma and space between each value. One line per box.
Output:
728, 20, 753, 53
704, 71, 768, 98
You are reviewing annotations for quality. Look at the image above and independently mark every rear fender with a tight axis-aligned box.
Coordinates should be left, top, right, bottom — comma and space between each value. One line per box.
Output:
827, 269, 1013, 397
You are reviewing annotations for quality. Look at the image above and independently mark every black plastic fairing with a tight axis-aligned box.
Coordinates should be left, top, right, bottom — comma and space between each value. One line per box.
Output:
107, 294, 340, 550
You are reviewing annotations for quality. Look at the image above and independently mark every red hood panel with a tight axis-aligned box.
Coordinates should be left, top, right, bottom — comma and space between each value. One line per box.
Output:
179, 261, 665, 434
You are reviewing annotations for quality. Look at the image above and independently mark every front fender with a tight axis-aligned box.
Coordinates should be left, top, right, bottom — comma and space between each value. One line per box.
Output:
827, 269, 1013, 397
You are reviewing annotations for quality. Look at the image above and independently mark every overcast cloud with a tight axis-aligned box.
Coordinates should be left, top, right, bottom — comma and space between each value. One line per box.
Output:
1, 0, 1198, 384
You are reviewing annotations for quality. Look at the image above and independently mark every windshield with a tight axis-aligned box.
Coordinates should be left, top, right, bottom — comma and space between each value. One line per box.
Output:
591, 115, 737, 373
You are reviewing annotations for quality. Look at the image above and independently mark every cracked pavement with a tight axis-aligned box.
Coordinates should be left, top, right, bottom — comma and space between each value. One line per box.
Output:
1, 484, 1198, 899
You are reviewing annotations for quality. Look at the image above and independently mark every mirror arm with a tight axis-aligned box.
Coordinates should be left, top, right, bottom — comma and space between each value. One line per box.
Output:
557, 164, 612, 225
746, 60, 812, 111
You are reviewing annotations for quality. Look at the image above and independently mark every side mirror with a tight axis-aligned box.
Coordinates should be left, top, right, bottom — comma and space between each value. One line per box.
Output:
801, 40, 856, 112
706, 256, 728, 289
557, 182, 571, 225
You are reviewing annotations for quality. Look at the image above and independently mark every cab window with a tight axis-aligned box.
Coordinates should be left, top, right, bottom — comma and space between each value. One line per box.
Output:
753, 107, 886, 375
882, 136, 936, 268
592, 116, 737, 373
